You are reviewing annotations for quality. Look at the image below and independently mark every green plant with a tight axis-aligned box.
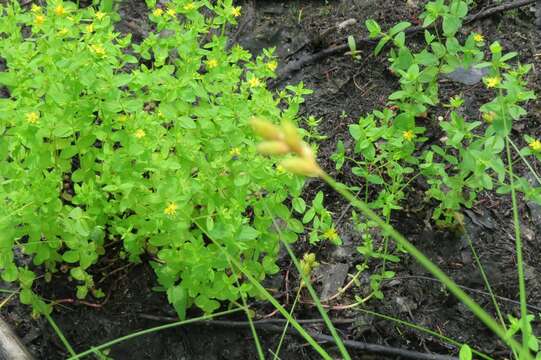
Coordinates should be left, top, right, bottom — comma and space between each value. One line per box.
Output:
251, 117, 534, 359
0, 0, 340, 318
324, 0, 541, 357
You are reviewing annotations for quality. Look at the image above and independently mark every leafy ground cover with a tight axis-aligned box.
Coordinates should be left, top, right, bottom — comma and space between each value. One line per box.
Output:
2, 0, 541, 359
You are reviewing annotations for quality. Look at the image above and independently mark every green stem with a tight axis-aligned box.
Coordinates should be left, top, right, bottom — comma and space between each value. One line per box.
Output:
227, 259, 265, 360
45, 313, 76, 357
273, 284, 303, 359
356, 308, 493, 360
320, 172, 527, 358
68, 308, 244, 359
279, 237, 352, 360
508, 137, 541, 185
505, 136, 530, 358
192, 220, 334, 360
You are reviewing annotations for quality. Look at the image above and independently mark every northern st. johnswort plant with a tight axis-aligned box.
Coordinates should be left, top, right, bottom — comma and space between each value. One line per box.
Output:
1, 0, 541, 359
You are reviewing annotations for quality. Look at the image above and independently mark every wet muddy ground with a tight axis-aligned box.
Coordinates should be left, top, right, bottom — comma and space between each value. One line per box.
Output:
3, 0, 541, 359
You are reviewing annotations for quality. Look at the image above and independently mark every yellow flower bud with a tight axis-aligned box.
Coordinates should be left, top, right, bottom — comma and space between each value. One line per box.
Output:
282, 120, 303, 155
256, 141, 291, 156
280, 158, 322, 177
250, 117, 283, 141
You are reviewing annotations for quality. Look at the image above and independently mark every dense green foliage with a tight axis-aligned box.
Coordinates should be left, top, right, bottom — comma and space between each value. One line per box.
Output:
0, 0, 332, 317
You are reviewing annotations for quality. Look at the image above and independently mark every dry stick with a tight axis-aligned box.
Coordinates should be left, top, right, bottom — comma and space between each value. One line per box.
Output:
139, 315, 457, 360
272, 0, 536, 87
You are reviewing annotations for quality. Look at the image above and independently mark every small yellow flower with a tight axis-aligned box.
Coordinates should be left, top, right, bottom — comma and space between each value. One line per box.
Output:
206, 59, 218, 69
90, 44, 106, 56
482, 111, 495, 124
58, 27, 69, 36
231, 6, 241, 17
95, 11, 106, 20
85, 23, 94, 33
34, 14, 46, 25
26, 111, 40, 124
229, 147, 241, 157
529, 139, 541, 152
485, 76, 501, 88
164, 202, 178, 216
473, 33, 484, 42
31, 4, 42, 13
54, 5, 66, 16
166, 8, 176, 17
152, 8, 163, 16
323, 228, 338, 242
266, 61, 278, 72
118, 114, 128, 123
247, 77, 261, 88
134, 129, 146, 139
183, 2, 195, 11
403, 130, 415, 141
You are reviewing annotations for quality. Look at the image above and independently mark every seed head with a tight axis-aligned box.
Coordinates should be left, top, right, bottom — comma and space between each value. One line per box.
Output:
279, 158, 322, 177
256, 141, 290, 156
250, 117, 283, 141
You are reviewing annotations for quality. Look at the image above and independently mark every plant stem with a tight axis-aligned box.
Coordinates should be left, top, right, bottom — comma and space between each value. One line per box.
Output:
273, 284, 303, 359
505, 136, 530, 358
45, 313, 76, 357
319, 171, 527, 358
68, 308, 244, 359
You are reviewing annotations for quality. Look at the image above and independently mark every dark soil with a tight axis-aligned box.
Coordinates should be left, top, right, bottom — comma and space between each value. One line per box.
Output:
3, 0, 541, 359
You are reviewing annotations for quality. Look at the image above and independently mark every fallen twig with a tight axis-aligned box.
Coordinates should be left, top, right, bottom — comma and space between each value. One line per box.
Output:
272, 0, 536, 87
139, 314, 458, 360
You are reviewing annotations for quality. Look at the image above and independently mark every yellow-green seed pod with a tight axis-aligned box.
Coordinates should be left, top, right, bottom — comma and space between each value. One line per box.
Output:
282, 121, 304, 155
250, 117, 283, 141
280, 158, 322, 177
256, 141, 290, 156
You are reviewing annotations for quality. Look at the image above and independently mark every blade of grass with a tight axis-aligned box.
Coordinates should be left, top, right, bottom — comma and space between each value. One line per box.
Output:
273, 284, 303, 359
67, 307, 244, 359
356, 308, 493, 360
227, 258, 265, 360
272, 219, 352, 360
192, 219, 334, 360
45, 312, 76, 357
319, 171, 527, 358
463, 231, 506, 328
505, 136, 530, 358
508, 138, 541, 185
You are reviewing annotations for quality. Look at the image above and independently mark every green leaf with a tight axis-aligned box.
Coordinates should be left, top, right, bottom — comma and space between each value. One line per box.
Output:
292, 198, 306, 213
63, 250, 80, 263
70, 267, 86, 281
1, 264, 18, 282
165, 285, 183, 314
76, 285, 88, 299
389, 22, 411, 37
177, 116, 196, 129
238, 226, 259, 241
459, 344, 472, 360
442, 15, 461, 36
365, 19, 381, 37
